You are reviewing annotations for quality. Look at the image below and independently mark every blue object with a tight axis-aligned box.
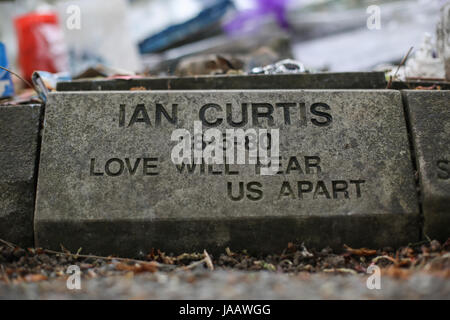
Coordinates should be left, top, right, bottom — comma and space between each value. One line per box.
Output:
0, 42, 14, 98
138, 0, 234, 54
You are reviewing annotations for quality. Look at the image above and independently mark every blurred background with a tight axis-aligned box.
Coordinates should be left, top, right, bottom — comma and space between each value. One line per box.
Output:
0, 0, 448, 91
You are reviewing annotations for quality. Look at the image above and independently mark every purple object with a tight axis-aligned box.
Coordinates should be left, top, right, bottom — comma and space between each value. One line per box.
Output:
224, 0, 291, 34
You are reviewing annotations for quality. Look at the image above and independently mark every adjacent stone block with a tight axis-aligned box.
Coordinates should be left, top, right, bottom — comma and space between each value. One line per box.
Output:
56, 72, 387, 91
0, 104, 42, 247
35, 90, 419, 256
403, 90, 450, 241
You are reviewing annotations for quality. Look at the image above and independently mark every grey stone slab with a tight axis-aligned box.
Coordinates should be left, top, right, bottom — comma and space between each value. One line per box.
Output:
56, 72, 387, 91
392, 80, 450, 90
35, 90, 419, 257
0, 104, 42, 247
403, 90, 450, 241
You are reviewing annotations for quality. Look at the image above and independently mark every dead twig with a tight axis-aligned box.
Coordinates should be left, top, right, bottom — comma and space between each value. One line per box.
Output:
0, 238, 170, 270
178, 259, 206, 271
176, 250, 214, 271
0, 66, 37, 94
0, 238, 15, 249
43, 248, 165, 267
386, 46, 413, 89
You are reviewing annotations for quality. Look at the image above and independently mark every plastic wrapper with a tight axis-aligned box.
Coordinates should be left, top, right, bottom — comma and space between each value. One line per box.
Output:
251, 59, 305, 74
138, 0, 233, 54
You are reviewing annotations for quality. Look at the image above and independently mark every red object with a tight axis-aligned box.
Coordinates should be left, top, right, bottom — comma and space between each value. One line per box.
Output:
14, 12, 68, 82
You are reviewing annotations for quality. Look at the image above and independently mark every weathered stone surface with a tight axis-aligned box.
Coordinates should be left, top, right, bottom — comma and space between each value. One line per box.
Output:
392, 80, 450, 90
56, 72, 387, 91
0, 104, 42, 247
35, 90, 419, 256
403, 90, 450, 241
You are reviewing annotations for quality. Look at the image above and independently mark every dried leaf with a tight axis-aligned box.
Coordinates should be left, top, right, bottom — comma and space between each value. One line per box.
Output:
203, 250, 214, 271
115, 262, 158, 273
287, 242, 296, 251
225, 247, 235, 257
382, 266, 412, 280
323, 268, 357, 275
300, 243, 313, 257
344, 244, 377, 256
372, 255, 396, 264
24, 274, 48, 282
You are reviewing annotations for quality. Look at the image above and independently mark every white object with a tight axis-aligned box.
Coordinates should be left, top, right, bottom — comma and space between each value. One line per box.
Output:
251, 59, 305, 74
57, 0, 141, 76
405, 33, 445, 79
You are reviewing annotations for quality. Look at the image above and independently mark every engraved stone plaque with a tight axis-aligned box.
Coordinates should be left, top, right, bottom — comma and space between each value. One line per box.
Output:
35, 90, 419, 256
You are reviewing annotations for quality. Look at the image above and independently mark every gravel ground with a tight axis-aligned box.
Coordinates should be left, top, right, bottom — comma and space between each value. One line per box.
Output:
0, 238, 449, 299
1, 269, 449, 299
